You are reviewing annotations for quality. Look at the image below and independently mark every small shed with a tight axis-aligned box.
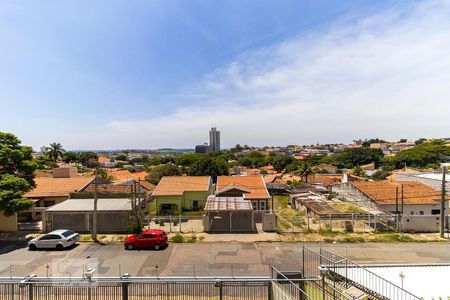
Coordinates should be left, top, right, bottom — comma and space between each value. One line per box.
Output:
45, 198, 132, 233
203, 196, 256, 232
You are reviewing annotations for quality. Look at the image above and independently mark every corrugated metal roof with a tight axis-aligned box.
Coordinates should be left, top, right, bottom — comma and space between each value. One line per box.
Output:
205, 195, 253, 211
46, 198, 132, 212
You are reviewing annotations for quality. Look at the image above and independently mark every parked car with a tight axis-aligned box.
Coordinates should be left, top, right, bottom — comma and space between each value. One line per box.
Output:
124, 229, 168, 250
28, 229, 80, 251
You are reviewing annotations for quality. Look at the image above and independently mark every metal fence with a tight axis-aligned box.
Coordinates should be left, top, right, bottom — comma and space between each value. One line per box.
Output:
0, 276, 270, 300
300, 247, 420, 300
144, 215, 204, 233
279, 213, 398, 234
0, 268, 365, 300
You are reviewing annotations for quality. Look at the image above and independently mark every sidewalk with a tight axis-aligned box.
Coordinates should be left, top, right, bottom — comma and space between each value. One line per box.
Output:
200, 231, 278, 242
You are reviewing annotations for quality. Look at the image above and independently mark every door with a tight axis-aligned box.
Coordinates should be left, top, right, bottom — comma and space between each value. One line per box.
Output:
37, 234, 61, 248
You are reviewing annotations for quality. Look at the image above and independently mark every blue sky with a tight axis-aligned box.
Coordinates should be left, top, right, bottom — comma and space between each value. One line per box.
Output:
2, 0, 450, 150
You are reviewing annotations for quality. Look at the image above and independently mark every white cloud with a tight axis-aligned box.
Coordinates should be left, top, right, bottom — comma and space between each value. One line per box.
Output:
97, 1, 450, 149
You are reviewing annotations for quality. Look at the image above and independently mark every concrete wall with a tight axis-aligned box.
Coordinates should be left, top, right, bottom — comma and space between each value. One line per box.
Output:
46, 211, 130, 233
52, 167, 78, 178
0, 211, 17, 232
401, 215, 442, 232
380, 203, 448, 216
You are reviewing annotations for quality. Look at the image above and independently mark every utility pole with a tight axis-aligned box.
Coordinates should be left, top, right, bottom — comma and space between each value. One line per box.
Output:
271, 184, 274, 213
440, 167, 447, 238
395, 187, 399, 214
92, 169, 98, 242
401, 184, 404, 215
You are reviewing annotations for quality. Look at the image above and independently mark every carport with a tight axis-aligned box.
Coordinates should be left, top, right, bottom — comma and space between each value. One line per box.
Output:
45, 198, 132, 233
203, 196, 255, 232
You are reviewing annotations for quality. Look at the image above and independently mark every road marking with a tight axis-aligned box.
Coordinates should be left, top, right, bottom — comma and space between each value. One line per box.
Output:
275, 246, 279, 251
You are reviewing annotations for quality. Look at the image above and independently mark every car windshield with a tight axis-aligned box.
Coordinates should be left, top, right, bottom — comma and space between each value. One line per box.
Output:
160, 232, 166, 237
61, 230, 75, 238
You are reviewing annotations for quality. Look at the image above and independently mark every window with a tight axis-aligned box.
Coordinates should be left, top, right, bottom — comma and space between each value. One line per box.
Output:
260, 201, 266, 211
192, 200, 199, 210
41, 234, 61, 240
61, 230, 75, 238
410, 211, 414, 215
252, 201, 258, 210
419, 211, 424, 215
431, 209, 440, 215
142, 234, 156, 239
44, 201, 55, 207
160, 232, 167, 237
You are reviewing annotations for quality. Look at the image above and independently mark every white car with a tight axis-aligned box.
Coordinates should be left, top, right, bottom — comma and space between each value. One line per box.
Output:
28, 229, 80, 250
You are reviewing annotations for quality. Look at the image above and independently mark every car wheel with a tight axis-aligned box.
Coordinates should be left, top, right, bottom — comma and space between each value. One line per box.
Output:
56, 244, 64, 251
127, 244, 134, 250
28, 244, 37, 251
154, 244, 161, 250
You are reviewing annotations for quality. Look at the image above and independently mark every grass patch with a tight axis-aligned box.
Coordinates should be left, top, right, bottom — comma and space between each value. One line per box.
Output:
170, 233, 200, 243
319, 230, 339, 237
329, 202, 366, 214
341, 236, 365, 243
370, 233, 416, 243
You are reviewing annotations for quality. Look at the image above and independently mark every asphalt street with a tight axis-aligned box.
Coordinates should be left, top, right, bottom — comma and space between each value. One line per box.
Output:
1, 241, 449, 277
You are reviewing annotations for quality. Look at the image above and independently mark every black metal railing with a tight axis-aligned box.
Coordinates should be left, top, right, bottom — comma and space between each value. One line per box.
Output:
300, 247, 421, 300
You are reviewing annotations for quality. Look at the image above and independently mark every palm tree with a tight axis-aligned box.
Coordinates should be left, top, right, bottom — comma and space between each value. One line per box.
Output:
295, 162, 315, 183
47, 142, 65, 162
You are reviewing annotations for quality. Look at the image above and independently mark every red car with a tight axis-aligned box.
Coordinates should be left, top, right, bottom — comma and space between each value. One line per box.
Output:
124, 230, 168, 250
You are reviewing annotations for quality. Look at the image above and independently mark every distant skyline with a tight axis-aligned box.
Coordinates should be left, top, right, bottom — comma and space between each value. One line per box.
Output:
2, 1, 450, 150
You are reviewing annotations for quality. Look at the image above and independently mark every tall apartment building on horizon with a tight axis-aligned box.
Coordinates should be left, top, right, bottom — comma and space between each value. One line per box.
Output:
209, 127, 220, 152
195, 127, 221, 153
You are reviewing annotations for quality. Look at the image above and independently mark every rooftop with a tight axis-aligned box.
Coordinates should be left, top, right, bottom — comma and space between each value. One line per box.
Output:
205, 195, 253, 211
25, 177, 94, 198
216, 176, 270, 200
46, 198, 132, 211
152, 176, 211, 196
351, 181, 446, 205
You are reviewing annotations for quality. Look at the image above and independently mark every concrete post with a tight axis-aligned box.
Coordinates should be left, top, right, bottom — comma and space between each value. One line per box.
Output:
122, 282, 129, 300
28, 284, 33, 300
329, 214, 332, 231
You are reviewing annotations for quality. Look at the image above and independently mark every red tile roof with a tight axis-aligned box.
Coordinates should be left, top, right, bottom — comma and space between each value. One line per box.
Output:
216, 176, 269, 200
25, 177, 94, 198
152, 176, 211, 196
351, 181, 447, 205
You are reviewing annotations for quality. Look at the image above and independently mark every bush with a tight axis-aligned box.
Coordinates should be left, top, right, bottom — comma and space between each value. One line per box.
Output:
341, 236, 365, 243
171, 233, 185, 243
129, 221, 142, 234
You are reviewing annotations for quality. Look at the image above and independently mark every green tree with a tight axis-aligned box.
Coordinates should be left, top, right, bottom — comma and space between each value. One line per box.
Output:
295, 162, 315, 183
335, 148, 384, 168
146, 163, 181, 185
47, 142, 65, 162
188, 156, 228, 181
98, 168, 113, 181
391, 144, 450, 168
272, 155, 294, 173
0, 132, 36, 215
115, 153, 128, 161
352, 166, 366, 177
79, 152, 99, 168
62, 152, 79, 163
362, 138, 386, 147
176, 153, 204, 166
34, 155, 58, 170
